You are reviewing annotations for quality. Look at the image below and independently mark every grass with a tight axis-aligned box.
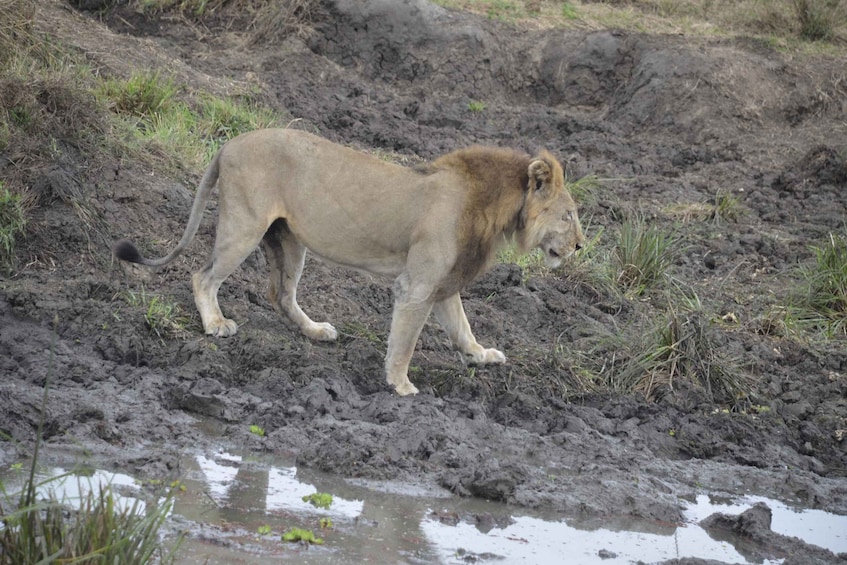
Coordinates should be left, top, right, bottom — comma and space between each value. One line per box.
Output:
664, 190, 746, 225
119, 288, 192, 339
0, 181, 30, 273
98, 71, 284, 171
339, 320, 385, 350
587, 297, 750, 406
432, 0, 847, 50
468, 100, 487, 112
611, 215, 679, 296
0, 476, 181, 564
131, 0, 322, 43
712, 189, 745, 224
788, 231, 847, 336
497, 244, 549, 281
793, 0, 847, 40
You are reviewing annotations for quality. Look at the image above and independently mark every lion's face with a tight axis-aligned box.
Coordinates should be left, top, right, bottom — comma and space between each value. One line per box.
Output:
519, 153, 585, 269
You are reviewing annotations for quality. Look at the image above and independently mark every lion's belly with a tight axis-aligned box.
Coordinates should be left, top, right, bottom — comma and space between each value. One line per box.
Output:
308, 248, 408, 278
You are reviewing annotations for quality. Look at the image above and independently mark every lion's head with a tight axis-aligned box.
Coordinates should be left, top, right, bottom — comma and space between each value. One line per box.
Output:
518, 151, 585, 268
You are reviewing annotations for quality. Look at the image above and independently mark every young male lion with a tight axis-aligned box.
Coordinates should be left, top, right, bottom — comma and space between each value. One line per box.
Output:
114, 129, 584, 396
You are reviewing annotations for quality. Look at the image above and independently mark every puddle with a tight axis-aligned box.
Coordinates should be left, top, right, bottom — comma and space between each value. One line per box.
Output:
3, 451, 846, 564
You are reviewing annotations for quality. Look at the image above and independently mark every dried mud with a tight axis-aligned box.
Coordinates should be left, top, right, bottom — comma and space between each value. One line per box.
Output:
2, 1, 847, 563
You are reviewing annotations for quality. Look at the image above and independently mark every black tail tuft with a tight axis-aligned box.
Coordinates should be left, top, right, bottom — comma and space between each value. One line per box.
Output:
113, 239, 144, 264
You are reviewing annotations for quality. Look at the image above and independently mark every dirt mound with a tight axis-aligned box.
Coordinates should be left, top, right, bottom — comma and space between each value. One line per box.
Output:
2, 1, 847, 563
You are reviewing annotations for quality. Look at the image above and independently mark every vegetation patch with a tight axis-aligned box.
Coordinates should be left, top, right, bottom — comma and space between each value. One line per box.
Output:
281, 527, 323, 544
611, 215, 679, 296
98, 71, 284, 171
788, 231, 847, 336
302, 492, 333, 509
119, 288, 192, 339
592, 301, 750, 406
432, 0, 847, 50
0, 181, 30, 272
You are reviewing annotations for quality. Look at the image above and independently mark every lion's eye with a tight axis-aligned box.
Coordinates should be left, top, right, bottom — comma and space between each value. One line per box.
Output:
564, 210, 574, 221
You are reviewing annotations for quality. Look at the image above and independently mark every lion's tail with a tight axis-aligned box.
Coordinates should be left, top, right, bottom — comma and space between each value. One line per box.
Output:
113, 149, 222, 267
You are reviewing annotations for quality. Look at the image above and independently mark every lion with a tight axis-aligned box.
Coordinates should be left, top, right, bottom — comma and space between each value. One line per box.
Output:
114, 129, 584, 396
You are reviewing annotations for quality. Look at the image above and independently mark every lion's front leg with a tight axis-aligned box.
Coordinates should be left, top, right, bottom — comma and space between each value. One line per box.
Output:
433, 293, 506, 365
385, 274, 435, 396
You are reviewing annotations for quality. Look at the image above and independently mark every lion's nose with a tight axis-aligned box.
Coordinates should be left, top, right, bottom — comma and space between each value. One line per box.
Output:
575, 242, 583, 251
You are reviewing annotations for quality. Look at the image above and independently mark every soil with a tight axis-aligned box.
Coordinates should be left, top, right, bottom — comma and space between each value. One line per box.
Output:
2, 1, 847, 563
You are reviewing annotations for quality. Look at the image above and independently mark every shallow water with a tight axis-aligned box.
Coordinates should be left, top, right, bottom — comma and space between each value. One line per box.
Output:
4, 449, 846, 564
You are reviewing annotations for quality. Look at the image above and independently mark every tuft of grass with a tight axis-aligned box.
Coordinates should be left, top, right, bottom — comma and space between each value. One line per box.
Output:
120, 288, 191, 339
596, 300, 750, 406
558, 218, 614, 296
249, 424, 265, 437
339, 320, 385, 349
483, 0, 524, 21
0, 478, 180, 564
468, 100, 487, 112
0, 181, 30, 273
612, 215, 679, 296
97, 71, 180, 118
98, 71, 286, 171
497, 244, 549, 281
561, 2, 578, 20
789, 231, 847, 336
793, 0, 847, 40
712, 189, 745, 224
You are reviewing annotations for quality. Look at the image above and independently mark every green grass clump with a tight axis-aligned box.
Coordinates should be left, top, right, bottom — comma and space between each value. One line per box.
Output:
98, 71, 179, 118
594, 299, 749, 406
468, 100, 487, 112
302, 492, 333, 510
497, 244, 549, 281
0, 182, 29, 272
612, 216, 678, 296
0, 477, 180, 564
120, 288, 191, 339
790, 231, 847, 336
98, 71, 284, 171
282, 527, 323, 544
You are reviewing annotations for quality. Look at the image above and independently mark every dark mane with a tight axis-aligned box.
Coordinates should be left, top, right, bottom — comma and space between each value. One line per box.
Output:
431, 146, 532, 294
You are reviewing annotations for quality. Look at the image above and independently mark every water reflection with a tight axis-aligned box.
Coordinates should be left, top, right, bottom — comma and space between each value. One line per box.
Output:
686, 494, 847, 554
178, 450, 781, 564
4, 452, 844, 565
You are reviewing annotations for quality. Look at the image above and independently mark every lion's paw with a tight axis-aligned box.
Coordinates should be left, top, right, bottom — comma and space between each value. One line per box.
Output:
393, 381, 420, 396
206, 318, 238, 338
304, 322, 338, 342
471, 348, 506, 365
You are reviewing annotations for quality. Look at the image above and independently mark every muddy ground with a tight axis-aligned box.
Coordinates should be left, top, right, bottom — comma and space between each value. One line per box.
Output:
2, 0, 847, 563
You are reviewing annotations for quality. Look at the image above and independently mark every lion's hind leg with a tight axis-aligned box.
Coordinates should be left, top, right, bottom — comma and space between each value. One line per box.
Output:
433, 293, 506, 365
261, 220, 337, 342
193, 224, 268, 337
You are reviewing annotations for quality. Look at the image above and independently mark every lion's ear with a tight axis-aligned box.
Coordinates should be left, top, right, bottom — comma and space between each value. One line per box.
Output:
528, 159, 551, 192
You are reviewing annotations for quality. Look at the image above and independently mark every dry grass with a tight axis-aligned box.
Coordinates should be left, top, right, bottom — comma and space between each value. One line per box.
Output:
130, 0, 323, 44
433, 0, 847, 49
